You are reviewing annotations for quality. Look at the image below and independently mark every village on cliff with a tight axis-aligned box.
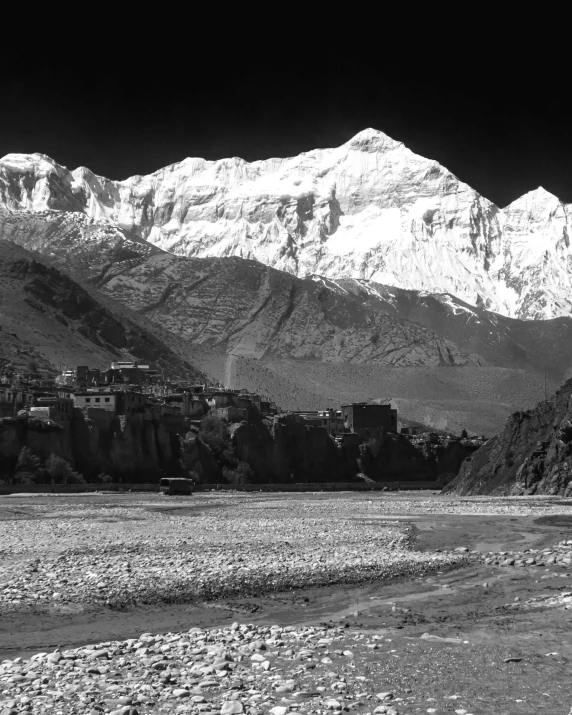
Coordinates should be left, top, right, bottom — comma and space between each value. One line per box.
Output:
0, 360, 485, 490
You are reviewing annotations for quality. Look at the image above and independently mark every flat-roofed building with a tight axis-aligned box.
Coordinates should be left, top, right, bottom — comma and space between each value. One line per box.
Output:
341, 402, 398, 437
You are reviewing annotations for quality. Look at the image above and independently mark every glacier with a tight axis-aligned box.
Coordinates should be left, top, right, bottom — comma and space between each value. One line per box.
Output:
1, 128, 571, 320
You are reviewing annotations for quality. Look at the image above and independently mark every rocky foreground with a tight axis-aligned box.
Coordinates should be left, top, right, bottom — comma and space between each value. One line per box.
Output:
3, 493, 572, 715
0, 621, 484, 715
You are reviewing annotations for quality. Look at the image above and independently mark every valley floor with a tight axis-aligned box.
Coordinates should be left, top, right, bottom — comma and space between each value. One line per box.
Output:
1, 493, 572, 714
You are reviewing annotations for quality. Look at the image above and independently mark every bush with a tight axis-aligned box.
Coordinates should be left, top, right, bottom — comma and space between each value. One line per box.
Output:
14, 447, 41, 485
199, 415, 229, 455
45, 454, 86, 485
223, 461, 255, 485
97, 473, 113, 483
236, 461, 255, 480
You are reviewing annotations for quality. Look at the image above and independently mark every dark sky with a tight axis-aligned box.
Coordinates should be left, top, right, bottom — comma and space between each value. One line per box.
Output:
0, 31, 569, 208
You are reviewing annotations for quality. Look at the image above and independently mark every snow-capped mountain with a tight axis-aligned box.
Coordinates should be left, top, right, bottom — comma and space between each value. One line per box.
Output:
1, 129, 571, 320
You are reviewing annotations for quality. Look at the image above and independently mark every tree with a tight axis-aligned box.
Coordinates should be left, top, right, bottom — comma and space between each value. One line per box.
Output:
14, 447, 41, 485
223, 461, 255, 485
461, 428, 468, 439
45, 454, 85, 485
199, 415, 229, 455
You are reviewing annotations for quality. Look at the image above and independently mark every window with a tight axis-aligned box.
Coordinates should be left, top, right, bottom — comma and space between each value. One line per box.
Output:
85, 398, 91, 403
104, 397, 110, 403
95, 398, 100, 403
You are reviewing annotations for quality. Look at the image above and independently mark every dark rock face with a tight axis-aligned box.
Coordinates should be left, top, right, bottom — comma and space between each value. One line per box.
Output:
178, 431, 222, 484
445, 378, 572, 496
351, 432, 481, 485
230, 415, 479, 485
0, 411, 189, 483
231, 415, 351, 483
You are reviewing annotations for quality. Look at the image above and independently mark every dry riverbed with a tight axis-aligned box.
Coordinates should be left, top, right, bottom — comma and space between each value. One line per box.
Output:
1, 492, 572, 714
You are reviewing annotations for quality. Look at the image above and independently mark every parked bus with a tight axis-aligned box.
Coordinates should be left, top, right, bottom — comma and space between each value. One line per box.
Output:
159, 477, 194, 495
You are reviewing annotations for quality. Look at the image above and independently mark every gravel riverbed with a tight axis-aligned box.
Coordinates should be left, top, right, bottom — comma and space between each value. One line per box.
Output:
2, 493, 572, 614
0, 622, 474, 715
0, 495, 475, 613
2, 492, 572, 714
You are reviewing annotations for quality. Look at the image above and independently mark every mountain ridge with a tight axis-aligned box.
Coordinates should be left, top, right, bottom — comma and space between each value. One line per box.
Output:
2, 129, 572, 320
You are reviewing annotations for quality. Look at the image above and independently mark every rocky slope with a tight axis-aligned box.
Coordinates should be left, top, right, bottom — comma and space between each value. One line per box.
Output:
0, 210, 483, 368
0, 240, 202, 379
90, 253, 483, 367
2, 130, 572, 319
444, 378, 572, 496
334, 279, 572, 377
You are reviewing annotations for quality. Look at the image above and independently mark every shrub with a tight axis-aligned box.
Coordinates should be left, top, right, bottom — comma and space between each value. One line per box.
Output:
199, 415, 229, 455
45, 454, 86, 485
223, 461, 255, 485
14, 447, 41, 485
236, 461, 255, 480
16, 447, 41, 472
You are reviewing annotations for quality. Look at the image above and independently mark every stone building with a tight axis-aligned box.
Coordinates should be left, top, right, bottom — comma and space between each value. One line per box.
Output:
341, 402, 398, 438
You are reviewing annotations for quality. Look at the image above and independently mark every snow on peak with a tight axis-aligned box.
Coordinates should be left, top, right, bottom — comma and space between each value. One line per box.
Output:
345, 127, 402, 152
1, 130, 572, 320
0, 152, 64, 175
505, 186, 562, 210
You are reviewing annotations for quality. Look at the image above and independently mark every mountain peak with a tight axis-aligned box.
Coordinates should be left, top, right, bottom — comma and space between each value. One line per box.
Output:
504, 186, 562, 210
345, 128, 402, 152
0, 152, 64, 175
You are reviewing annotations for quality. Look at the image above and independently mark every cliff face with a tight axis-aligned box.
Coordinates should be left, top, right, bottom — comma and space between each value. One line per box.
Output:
444, 378, 572, 496
351, 432, 480, 485
0, 411, 187, 483
229, 416, 479, 485
231, 415, 349, 483
0, 417, 72, 476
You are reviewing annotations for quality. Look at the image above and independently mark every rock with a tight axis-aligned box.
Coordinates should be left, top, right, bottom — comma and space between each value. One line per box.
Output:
221, 701, 244, 715
173, 689, 191, 698
327, 702, 343, 711
269, 707, 289, 715
376, 693, 394, 701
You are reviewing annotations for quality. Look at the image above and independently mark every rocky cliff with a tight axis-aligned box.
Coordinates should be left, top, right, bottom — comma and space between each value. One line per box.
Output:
444, 378, 572, 496
2, 130, 572, 319
0, 411, 179, 483
230, 415, 481, 485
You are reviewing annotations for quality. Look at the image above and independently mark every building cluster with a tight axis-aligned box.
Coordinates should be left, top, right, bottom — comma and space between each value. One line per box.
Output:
0, 361, 278, 429
290, 402, 399, 439
0, 360, 402, 443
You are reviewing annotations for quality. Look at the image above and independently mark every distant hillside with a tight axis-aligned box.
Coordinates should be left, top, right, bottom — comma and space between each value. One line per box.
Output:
0, 207, 483, 368
336, 280, 572, 378
0, 240, 203, 380
199, 356, 553, 435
